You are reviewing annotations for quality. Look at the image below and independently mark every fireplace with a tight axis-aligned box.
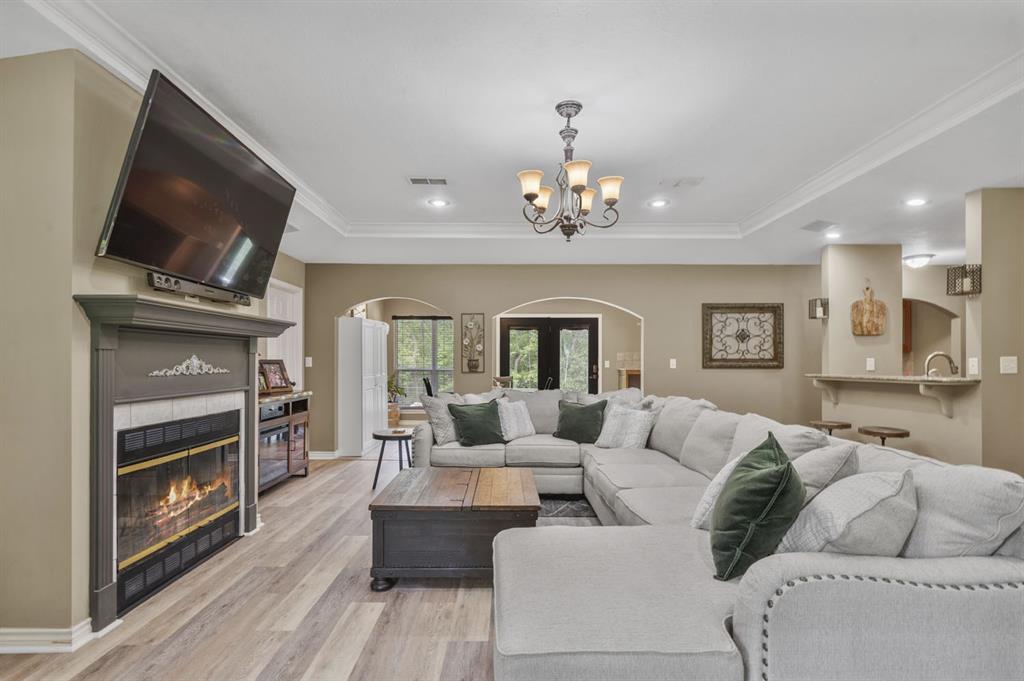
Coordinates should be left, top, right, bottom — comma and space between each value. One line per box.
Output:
116, 409, 241, 612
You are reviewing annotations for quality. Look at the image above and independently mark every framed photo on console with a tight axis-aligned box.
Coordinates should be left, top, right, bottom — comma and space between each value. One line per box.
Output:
259, 359, 293, 394
702, 303, 784, 369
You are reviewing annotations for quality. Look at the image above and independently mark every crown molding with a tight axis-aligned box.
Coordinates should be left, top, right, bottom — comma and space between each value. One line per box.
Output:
343, 221, 742, 240
737, 50, 1024, 237
25, 0, 350, 238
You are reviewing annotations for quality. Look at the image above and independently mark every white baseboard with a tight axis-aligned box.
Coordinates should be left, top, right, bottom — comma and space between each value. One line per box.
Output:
0, 617, 121, 654
309, 450, 360, 460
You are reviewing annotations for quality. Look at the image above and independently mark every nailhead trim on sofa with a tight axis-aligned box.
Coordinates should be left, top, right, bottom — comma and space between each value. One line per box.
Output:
758, 574, 1024, 681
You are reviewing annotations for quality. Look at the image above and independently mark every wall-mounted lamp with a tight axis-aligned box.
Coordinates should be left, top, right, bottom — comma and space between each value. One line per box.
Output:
808, 298, 829, 320
946, 264, 982, 296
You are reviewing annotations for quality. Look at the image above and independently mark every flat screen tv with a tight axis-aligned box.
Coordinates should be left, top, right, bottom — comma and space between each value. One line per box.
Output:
97, 70, 295, 300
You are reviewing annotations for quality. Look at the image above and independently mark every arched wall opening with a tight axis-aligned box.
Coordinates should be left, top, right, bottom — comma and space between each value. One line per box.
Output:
494, 296, 645, 393
901, 297, 962, 376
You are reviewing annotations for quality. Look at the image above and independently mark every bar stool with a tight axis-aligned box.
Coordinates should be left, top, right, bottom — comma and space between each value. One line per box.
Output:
809, 419, 852, 436
857, 426, 910, 447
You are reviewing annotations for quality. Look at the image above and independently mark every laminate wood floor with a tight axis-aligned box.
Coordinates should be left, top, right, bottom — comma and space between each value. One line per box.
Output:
1, 455, 503, 681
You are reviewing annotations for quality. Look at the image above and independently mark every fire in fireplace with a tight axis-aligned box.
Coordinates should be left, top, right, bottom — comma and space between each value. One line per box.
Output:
116, 409, 241, 612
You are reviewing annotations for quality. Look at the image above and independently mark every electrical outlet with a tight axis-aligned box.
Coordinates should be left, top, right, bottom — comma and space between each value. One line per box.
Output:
305, 356, 313, 368
603, 360, 610, 369
866, 357, 875, 372
968, 357, 979, 376
669, 358, 677, 369
1000, 356, 1018, 375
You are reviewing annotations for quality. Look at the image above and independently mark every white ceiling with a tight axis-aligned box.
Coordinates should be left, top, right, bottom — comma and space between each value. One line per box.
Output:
4, 1, 1023, 264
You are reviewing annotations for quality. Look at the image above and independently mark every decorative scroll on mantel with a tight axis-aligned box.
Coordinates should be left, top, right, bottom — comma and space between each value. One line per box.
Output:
148, 354, 231, 377
806, 373, 980, 418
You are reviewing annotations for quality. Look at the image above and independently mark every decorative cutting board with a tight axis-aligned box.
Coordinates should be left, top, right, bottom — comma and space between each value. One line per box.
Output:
851, 287, 887, 336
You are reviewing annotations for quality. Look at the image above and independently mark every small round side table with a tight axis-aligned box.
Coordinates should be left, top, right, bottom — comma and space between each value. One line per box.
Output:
372, 428, 414, 490
809, 419, 852, 436
857, 426, 910, 447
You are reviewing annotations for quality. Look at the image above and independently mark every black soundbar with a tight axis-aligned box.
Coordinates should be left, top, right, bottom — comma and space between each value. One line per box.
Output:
147, 272, 252, 306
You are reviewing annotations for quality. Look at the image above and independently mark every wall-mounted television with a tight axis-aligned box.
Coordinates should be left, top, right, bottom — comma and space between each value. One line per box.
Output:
97, 70, 295, 300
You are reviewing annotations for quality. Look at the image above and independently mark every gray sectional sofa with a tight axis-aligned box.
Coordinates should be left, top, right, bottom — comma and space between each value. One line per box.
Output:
411, 389, 1024, 681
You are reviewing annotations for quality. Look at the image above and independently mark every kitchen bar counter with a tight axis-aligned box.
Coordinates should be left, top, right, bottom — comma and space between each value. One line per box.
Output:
806, 374, 979, 418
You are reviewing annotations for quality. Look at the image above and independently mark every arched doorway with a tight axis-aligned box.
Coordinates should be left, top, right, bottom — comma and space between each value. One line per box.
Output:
494, 297, 645, 393
902, 298, 962, 376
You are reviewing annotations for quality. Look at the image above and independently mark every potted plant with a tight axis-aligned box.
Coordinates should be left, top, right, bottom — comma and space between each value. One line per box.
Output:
387, 375, 405, 428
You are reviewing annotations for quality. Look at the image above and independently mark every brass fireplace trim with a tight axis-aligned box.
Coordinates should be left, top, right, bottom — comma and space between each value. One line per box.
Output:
118, 500, 240, 570
116, 435, 240, 476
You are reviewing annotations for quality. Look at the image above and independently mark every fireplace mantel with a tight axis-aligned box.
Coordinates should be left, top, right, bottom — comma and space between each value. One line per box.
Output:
75, 294, 292, 632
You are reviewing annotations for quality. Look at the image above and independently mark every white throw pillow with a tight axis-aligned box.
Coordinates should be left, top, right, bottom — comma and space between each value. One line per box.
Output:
595, 404, 658, 449
778, 470, 917, 556
690, 454, 744, 531
791, 443, 859, 503
901, 465, 1024, 558
497, 398, 535, 441
421, 393, 464, 445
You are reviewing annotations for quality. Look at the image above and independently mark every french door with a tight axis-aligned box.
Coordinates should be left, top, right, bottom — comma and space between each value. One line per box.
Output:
499, 317, 599, 394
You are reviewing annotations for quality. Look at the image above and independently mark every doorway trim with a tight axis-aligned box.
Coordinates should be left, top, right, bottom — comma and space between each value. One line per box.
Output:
266, 277, 304, 391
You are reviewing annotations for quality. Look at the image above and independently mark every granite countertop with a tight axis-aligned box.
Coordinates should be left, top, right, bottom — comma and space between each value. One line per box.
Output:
805, 373, 980, 385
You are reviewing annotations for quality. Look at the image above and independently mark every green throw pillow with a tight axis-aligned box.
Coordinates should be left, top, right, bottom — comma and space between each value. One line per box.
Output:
447, 400, 505, 447
710, 433, 805, 581
553, 399, 607, 444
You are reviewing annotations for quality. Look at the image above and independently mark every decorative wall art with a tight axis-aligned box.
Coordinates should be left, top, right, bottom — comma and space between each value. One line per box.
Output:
259, 359, 293, 394
461, 313, 485, 373
702, 303, 784, 369
850, 286, 887, 336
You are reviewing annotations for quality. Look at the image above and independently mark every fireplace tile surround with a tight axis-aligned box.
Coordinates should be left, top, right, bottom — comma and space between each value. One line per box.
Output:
76, 295, 291, 632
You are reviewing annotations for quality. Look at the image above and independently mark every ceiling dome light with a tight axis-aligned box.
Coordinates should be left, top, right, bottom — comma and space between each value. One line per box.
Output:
903, 253, 935, 269
904, 197, 928, 207
825, 231, 841, 240
427, 198, 450, 208
648, 199, 669, 208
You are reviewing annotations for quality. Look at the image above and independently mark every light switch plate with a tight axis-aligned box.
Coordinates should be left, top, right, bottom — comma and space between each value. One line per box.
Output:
669, 358, 677, 369
603, 360, 610, 369
1000, 356, 1018, 374
866, 357, 875, 371
968, 357, 979, 376
304, 356, 313, 368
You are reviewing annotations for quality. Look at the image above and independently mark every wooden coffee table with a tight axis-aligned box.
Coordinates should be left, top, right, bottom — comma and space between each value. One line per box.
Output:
368, 467, 540, 591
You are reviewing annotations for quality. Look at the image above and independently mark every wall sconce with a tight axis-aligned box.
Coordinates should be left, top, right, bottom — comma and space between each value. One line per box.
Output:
808, 298, 829, 320
946, 265, 982, 296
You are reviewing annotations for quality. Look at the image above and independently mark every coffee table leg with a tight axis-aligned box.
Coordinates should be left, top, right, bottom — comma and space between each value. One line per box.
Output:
371, 577, 397, 592
372, 440, 387, 489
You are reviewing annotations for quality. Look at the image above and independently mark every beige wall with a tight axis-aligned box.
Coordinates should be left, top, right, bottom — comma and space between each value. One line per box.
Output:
821, 244, 904, 375
304, 264, 823, 452
0, 50, 305, 629
502, 299, 643, 393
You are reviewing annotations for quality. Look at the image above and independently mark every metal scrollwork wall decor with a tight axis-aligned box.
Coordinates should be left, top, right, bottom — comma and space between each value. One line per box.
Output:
148, 354, 231, 377
702, 303, 784, 369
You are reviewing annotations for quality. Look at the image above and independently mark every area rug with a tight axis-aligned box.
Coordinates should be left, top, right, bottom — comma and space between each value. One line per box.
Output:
539, 495, 597, 518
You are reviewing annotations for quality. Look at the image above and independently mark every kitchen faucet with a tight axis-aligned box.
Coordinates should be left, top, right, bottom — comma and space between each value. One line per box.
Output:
925, 351, 959, 377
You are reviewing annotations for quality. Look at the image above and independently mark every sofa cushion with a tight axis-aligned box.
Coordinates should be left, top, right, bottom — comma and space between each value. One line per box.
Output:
778, 470, 917, 556
586, 463, 709, 511
855, 443, 945, 473
497, 398, 535, 441
997, 528, 1024, 559
580, 445, 675, 470
505, 389, 563, 434
710, 433, 805, 580
595, 404, 658, 449
577, 387, 644, 417
505, 434, 580, 467
429, 441, 505, 467
678, 409, 742, 479
728, 413, 829, 461
647, 397, 717, 461
421, 393, 464, 445
614, 486, 706, 526
461, 388, 505, 404
493, 526, 743, 681
902, 465, 1024, 558
791, 443, 859, 503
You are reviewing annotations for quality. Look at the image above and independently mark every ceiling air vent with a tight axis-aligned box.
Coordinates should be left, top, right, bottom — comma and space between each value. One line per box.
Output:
408, 177, 448, 186
800, 219, 838, 233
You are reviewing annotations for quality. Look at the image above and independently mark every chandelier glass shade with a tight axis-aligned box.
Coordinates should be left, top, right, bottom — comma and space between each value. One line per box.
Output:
517, 100, 623, 241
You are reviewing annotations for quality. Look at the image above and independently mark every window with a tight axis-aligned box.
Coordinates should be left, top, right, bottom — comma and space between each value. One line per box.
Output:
393, 316, 454, 406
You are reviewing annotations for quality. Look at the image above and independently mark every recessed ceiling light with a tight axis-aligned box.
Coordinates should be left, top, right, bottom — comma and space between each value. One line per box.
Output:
427, 198, 450, 208
903, 253, 935, 268
904, 197, 928, 207
825, 230, 841, 240
648, 199, 669, 208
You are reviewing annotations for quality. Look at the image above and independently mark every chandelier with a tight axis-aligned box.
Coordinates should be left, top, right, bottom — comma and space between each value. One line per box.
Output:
516, 100, 623, 241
